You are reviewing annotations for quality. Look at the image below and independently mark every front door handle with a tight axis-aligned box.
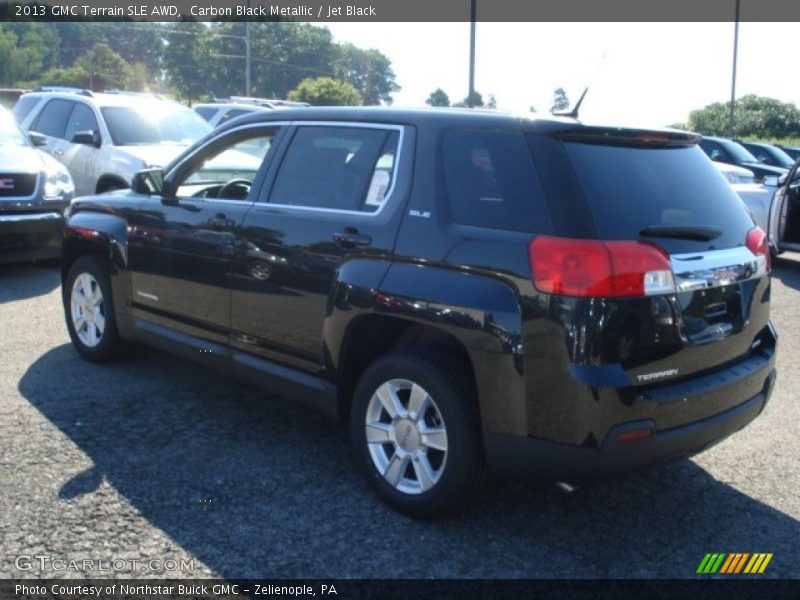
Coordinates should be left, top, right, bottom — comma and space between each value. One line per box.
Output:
208, 213, 232, 231
333, 229, 372, 248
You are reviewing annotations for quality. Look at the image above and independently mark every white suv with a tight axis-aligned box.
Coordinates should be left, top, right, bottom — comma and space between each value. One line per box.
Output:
14, 89, 212, 196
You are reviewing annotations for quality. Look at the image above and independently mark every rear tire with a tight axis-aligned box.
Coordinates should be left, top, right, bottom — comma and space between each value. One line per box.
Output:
63, 256, 122, 362
350, 351, 482, 518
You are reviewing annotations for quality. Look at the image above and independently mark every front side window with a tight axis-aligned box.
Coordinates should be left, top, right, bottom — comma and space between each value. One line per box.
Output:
178, 129, 278, 201
64, 103, 99, 142
268, 125, 400, 212
33, 99, 75, 139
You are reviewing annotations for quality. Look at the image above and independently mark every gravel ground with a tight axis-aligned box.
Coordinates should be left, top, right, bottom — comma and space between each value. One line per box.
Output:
0, 257, 798, 579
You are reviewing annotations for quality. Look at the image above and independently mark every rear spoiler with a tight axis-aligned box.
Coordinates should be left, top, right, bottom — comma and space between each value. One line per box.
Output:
553, 126, 701, 148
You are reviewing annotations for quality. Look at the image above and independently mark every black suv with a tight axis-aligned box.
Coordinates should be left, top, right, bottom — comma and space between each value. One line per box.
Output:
61, 108, 777, 517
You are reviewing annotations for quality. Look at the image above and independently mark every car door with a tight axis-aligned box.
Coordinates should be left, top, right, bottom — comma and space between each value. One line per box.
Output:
128, 124, 284, 348
230, 122, 411, 374
29, 98, 75, 166
61, 101, 101, 196
769, 159, 800, 250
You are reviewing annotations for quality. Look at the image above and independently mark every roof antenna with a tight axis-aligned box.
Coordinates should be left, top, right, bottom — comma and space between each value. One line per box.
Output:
554, 86, 589, 119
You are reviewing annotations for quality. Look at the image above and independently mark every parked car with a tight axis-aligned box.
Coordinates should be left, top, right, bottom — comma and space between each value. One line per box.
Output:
0, 88, 29, 109
713, 160, 755, 184
699, 136, 788, 183
193, 96, 308, 128
60, 108, 776, 517
15, 88, 213, 196
768, 156, 800, 255
776, 144, 800, 161
0, 106, 74, 263
736, 140, 795, 169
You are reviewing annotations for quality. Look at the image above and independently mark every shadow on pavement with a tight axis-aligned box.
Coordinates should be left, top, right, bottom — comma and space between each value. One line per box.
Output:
771, 254, 800, 292
18, 344, 800, 578
0, 263, 60, 303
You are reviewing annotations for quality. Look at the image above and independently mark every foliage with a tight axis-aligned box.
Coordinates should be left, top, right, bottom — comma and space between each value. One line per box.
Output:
550, 87, 569, 112
426, 88, 450, 107
74, 43, 130, 90
334, 43, 400, 105
454, 90, 484, 107
163, 20, 210, 102
688, 95, 800, 139
288, 77, 362, 106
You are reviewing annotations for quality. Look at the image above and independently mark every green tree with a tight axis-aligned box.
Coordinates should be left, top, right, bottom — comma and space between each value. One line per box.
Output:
163, 20, 210, 103
334, 43, 399, 105
426, 88, 450, 107
487, 94, 497, 109
455, 90, 484, 107
74, 43, 130, 91
288, 77, 361, 106
688, 95, 800, 138
551, 87, 569, 112
35, 65, 89, 88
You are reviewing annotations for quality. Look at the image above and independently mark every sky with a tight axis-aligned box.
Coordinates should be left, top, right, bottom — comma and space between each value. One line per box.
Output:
323, 22, 800, 128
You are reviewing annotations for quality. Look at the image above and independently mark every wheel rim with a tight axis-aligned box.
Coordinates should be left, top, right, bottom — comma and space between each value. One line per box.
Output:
365, 378, 448, 495
70, 272, 105, 348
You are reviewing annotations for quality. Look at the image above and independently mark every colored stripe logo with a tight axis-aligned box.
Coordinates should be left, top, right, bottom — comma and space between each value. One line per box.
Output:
697, 553, 773, 574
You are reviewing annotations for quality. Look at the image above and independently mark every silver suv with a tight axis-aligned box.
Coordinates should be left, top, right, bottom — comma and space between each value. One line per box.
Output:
14, 89, 212, 196
193, 96, 308, 128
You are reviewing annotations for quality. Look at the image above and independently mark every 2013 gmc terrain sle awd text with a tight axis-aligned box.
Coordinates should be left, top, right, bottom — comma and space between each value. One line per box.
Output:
59, 107, 777, 517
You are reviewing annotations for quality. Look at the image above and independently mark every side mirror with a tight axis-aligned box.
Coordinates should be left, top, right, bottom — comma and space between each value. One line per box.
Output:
131, 168, 166, 195
70, 130, 101, 148
29, 131, 47, 147
762, 175, 780, 187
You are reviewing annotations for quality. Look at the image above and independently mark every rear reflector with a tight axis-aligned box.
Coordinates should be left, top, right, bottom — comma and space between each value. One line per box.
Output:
529, 236, 675, 298
615, 428, 654, 443
745, 226, 770, 274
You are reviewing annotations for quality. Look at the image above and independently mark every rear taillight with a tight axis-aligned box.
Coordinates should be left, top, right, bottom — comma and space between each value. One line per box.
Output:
746, 226, 770, 274
529, 236, 675, 298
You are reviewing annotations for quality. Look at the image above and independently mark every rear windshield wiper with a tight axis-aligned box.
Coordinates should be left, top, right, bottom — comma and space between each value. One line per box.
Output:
639, 225, 722, 241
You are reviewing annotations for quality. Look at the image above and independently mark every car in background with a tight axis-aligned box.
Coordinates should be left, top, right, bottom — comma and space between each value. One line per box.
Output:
0, 106, 74, 263
14, 88, 213, 196
0, 88, 29, 110
193, 96, 308, 128
699, 136, 788, 183
713, 160, 755, 184
776, 144, 800, 161
736, 140, 795, 169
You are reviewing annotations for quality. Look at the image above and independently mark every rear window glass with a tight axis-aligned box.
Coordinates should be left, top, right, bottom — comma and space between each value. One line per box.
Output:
443, 129, 550, 232
529, 137, 755, 251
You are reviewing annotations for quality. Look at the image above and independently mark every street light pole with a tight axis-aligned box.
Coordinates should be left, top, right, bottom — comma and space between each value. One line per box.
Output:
245, 20, 252, 96
729, 0, 740, 137
468, 0, 476, 107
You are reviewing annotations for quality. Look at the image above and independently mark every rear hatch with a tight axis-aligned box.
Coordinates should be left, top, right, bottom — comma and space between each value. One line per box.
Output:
526, 127, 772, 386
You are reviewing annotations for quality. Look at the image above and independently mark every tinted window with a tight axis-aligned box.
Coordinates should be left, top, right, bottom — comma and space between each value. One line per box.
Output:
269, 126, 399, 212
443, 129, 550, 232
699, 140, 729, 162
64, 103, 99, 141
12, 95, 41, 123
536, 139, 755, 251
194, 106, 218, 121
33, 99, 75, 139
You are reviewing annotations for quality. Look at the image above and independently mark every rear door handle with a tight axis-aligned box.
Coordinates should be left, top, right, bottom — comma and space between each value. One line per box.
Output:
333, 229, 372, 248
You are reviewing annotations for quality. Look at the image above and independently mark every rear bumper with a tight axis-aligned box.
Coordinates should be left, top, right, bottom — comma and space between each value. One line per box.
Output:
0, 211, 64, 263
485, 367, 776, 480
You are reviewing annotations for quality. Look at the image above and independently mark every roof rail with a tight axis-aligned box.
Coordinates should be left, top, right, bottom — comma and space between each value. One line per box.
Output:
34, 86, 94, 97
214, 96, 310, 108
102, 90, 165, 100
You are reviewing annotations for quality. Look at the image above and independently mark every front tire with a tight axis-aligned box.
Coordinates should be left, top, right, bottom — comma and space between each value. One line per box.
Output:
64, 256, 122, 362
350, 351, 482, 518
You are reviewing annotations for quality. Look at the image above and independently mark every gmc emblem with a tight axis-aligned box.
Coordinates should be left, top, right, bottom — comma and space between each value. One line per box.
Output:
0, 178, 15, 190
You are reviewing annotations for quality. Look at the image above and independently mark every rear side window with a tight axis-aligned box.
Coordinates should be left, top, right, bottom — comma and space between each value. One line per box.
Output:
530, 137, 755, 251
12, 96, 41, 123
443, 129, 550, 232
220, 108, 252, 124
269, 125, 400, 213
33, 99, 75, 139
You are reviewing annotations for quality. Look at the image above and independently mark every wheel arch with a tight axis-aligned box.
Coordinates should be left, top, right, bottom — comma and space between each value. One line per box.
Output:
95, 174, 129, 194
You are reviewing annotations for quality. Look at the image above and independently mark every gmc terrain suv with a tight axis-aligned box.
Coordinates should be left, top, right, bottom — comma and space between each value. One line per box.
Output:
60, 108, 777, 517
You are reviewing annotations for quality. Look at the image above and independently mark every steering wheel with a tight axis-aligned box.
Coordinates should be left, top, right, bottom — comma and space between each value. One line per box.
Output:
217, 178, 252, 200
